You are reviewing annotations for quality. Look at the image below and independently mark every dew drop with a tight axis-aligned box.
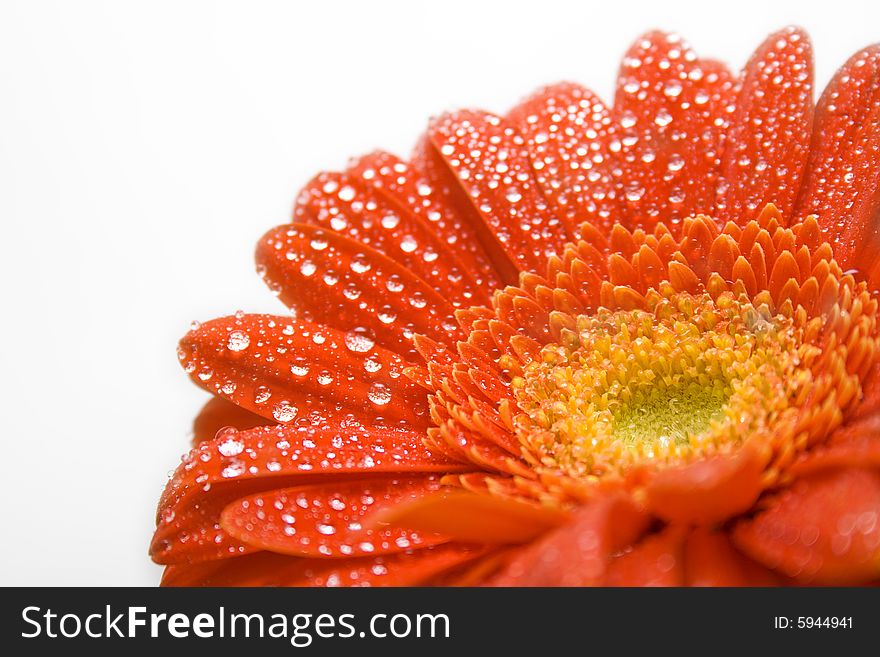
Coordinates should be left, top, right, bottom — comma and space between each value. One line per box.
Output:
368, 382, 392, 406
377, 308, 397, 324
619, 111, 637, 129
272, 400, 298, 423
654, 110, 673, 127
221, 460, 245, 478
226, 330, 250, 352
381, 214, 400, 229
625, 186, 645, 202
386, 275, 404, 293
505, 189, 523, 203
668, 154, 685, 172
400, 235, 418, 253
344, 329, 376, 353
663, 80, 683, 98
350, 254, 371, 273
218, 436, 245, 457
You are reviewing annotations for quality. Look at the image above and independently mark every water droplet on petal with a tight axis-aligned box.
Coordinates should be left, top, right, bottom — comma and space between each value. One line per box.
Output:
226, 330, 250, 352
272, 400, 298, 423
344, 328, 376, 353
654, 110, 673, 127
218, 435, 245, 457
400, 235, 418, 253
368, 382, 392, 406
505, 188, 523, 203
663, 80, 683, 97
221, 460, 245, 478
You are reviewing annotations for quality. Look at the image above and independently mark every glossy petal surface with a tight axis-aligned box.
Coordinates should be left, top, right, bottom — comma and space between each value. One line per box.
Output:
734, 467, 880, 584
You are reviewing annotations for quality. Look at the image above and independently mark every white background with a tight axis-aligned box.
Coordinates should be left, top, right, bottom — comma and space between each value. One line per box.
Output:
1, 0, 878, 585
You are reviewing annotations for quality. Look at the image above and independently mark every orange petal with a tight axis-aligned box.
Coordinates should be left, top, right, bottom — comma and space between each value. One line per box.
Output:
612, 32, 735, 232
161, 544, 488, 587
718, 27, 813, 223
733, 467, 880, 584
508, 82, 619, 232
178, 313, 430, 425
191, 396, 268, 445
374, 490, 568, 544
489, 495, 650, 586
294, 166, 487, 306
667, 260, 700, 294
643, 444, 766, 525
684, 527, 783, 586
423, 110, 572, 275
151, 478, 263, 565
795, 44, 880, 277
412, 133, 520, 286
853, 356, 880, 422
256, 224, 463, 358
603, 526, 687, 586
788, 414, 880, 478
220, 476, 449, 558
349, 151, 504, 292
152, 421, 465, 564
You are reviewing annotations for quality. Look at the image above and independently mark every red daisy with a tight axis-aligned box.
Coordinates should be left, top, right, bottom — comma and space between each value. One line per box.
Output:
152, 27, 880, 586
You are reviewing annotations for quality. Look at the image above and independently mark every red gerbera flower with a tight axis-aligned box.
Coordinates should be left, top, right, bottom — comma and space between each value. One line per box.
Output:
152, 27, 880, 586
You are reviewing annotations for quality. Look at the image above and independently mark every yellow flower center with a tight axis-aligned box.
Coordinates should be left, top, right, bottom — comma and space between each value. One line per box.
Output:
512, 287, 819, 480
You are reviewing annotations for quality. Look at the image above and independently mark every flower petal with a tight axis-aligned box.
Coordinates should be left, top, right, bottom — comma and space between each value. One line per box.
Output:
684, 527, 783, 586
508, 82, 619, 231
733, 467, 880, 584
178, 313, 430, 425
488, 495, 650, 586
151, 479, 262, 565
612, 32, 735, 231
787, 414, 880, 478
603, 526, 687, 586
420, 110, 573, 275
795, 44, 880, 277
294, 166, 488, 306
643, 442, 766, 525
160, 421, 461, 512
854, 360, 880, 421
256, 224, 463, 359
347, 151, 503, 294
373, 490, 568, 544
161, 544, 487, 587
191, 396, 268, 445
717, 27, 813, 223
220, 476, 449, 558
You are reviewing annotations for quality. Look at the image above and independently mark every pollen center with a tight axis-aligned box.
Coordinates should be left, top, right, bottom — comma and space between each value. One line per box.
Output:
512, 288, 816, 479
611, 381, 727, 447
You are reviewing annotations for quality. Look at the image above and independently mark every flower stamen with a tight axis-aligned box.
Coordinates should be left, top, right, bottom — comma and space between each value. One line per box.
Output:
512, 289, 811, 479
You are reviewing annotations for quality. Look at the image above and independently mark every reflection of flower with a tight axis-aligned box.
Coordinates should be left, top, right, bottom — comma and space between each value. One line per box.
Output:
152, 27, 880, 586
